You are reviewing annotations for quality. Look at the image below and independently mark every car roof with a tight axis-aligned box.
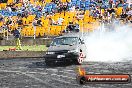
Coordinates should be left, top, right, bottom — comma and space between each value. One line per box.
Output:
56, 33, 82, 38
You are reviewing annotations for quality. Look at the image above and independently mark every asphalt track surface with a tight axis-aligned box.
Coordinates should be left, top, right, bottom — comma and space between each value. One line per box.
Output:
0, 58, 132, 88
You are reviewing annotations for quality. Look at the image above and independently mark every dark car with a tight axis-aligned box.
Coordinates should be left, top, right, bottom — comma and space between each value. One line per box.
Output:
44, 33, 87, 65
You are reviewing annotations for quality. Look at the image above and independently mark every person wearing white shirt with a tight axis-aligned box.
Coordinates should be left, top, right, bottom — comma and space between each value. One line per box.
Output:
57, 18, 64, 25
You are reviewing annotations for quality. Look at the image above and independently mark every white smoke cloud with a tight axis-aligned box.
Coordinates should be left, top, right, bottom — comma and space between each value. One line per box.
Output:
84, 24, 132, 62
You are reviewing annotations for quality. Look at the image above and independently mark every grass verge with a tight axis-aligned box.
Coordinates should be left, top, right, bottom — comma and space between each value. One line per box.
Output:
0, 45, 47, 51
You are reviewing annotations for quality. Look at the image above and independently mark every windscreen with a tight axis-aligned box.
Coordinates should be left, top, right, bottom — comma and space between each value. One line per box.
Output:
51, 37, 78, 46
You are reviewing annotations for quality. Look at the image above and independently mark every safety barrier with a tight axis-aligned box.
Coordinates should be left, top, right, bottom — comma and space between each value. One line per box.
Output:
0, 51, 46, 59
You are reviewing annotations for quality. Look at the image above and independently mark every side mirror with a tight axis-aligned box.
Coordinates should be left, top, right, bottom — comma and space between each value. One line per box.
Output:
46, 44, 50, 47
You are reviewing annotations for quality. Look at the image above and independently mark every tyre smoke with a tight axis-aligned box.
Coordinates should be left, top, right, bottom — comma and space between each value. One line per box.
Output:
84, 23, 132, 62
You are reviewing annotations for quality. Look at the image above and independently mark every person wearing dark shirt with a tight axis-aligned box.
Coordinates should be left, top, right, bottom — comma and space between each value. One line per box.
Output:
120, 12, 128, 19
13, 29, 20, 38
66, 22, 74, 32
107, 8, 115, 14
74, 23, 80, 32
63, 22, 80, 33
17, 18, 23, 25
120, 11, 128, 23
13, 29, 22, 50
0, 15, 3, 21
37, 19, 42, 26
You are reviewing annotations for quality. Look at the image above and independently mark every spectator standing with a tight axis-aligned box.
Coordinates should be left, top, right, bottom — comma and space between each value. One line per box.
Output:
13, 28, 22, 50
32, 18, 38, 39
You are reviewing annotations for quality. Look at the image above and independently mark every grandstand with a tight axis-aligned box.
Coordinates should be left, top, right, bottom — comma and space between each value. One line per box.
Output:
0, 0, 131, 38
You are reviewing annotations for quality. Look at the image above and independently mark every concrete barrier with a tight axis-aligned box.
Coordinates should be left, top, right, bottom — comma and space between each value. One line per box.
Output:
0, 51, 46, 59
0, 38, 53, 46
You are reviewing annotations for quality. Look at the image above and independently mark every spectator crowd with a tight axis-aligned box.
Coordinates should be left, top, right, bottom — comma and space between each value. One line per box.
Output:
0, 0, 131, 37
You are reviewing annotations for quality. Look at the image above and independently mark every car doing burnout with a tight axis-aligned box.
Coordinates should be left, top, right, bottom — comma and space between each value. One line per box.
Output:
44, 33, 87, 65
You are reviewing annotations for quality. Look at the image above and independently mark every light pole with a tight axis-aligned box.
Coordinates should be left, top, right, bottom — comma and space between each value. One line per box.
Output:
6, 28, 8, 40
32, 21, 36, 39
33, 26, 36, 39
